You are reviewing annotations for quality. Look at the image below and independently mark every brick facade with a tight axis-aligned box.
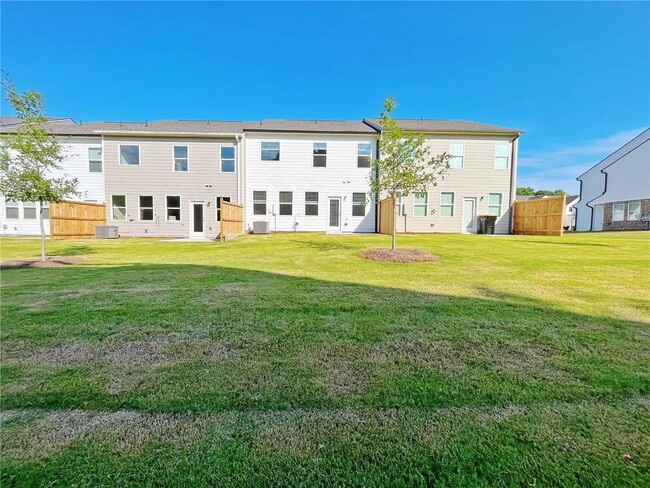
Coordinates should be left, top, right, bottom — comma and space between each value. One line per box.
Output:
602, 198, 650, 231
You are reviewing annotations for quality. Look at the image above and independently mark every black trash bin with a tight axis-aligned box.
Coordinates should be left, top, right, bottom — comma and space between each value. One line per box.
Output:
477, 216, 488, 234
485, 215, 497, 234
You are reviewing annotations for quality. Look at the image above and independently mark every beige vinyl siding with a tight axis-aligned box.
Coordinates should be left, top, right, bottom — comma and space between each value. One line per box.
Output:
103, 136, 239, 238
393, 135, 515, 234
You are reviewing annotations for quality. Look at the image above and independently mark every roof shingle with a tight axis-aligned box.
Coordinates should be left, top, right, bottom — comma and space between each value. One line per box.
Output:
364, 118, 522, 134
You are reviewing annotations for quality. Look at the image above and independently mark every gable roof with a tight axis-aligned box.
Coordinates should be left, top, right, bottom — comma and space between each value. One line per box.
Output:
577, 128, 650, 180
244, 119, 378, 134
363, 118, 522, 135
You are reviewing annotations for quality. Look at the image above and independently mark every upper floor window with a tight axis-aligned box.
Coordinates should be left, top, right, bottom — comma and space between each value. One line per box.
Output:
119, 145, 140, 166
253, 191, 267, 215
305, 192, 319, 215
23, 201, 37, 219
5, 200, 19, 219
357, 143, 372, 167
352, 193, 366, 216
494, 144, 509, 169
413, 192, 428, 217
488, 193, 502, 216
279, 191, 293, 215
449, 143, 464, 169
89, 147, 102, 173
221, 146, 235, 172
440, 192, 455, 217
111, 195, 127, 220
628, 202, 641, 221
166, 196, 181, 221
173, 146, 188, 172
216, 196, 231, 221
139, 196, 154, 221
313, 143, 327, 167
261, 142, 280, 161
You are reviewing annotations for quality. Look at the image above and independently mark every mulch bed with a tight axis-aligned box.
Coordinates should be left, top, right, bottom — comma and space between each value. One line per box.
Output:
360, 248, 440, 263
1, 256, 88, 270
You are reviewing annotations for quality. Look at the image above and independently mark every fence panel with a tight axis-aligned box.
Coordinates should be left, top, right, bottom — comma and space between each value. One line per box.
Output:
50, 201, 106, 240
514, 195, 566, 236
378, 197, 395, 236
220, 201, 244, 240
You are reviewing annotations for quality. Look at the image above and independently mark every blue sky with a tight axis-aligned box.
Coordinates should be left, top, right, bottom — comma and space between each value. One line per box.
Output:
1, 1, 648, 193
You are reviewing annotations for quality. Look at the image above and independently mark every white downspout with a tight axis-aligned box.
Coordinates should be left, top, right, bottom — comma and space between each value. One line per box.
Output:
509, 135, 519, 234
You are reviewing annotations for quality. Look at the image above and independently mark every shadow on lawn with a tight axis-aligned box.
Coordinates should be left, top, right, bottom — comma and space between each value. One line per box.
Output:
1, 263, 648, 413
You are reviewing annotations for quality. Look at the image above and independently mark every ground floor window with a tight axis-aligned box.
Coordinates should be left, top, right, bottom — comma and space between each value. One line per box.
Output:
279, 192, 292, 215
139, 196, 154, 221
41, 201, 50, 220
352, 193, 366, 216
216, 196, 231, 221
397, 193, 404, 216
440, 192, 455, 217
5, 200, 19, 219
413, 192, 428, 217
488, 193, 502, 216
612, 203, 625, 221
166, 196, 181, 221
112, 195, 127, 220
305, 192, 318, 216
23, 201, 37, 219
253, 192, 266, 215
627, 202, 641, 221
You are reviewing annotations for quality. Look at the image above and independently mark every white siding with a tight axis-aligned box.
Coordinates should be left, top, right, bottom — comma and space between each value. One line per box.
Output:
0, 136, 105, 236
244, 133, 376, 233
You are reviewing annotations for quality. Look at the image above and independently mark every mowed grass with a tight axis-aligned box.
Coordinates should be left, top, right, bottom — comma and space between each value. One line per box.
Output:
1, 231, 649, 487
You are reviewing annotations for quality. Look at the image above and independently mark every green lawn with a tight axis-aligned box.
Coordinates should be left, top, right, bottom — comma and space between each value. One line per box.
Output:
1, 232, 649, 487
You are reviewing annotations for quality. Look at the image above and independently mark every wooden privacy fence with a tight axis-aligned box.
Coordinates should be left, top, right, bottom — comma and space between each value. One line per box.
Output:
50, 201, 106, 240
219, 200, 243, 241
514, 195, 566, 236
378, 197, 395, 236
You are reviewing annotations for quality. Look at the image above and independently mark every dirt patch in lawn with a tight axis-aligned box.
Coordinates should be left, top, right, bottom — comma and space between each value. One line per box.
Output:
0, 256, 88, 270
360, 248, 439, 263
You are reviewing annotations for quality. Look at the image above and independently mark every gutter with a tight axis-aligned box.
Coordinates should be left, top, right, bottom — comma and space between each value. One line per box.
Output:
96, 130, 242, 137
508, 134, 520, 234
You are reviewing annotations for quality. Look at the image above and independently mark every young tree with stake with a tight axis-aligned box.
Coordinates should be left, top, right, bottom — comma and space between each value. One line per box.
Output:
370, 96, 450, 251
0, 77, 79, 261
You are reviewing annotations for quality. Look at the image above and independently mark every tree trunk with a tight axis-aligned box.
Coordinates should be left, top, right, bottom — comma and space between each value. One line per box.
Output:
391, 197, 397, 251
39, 201, 47, 262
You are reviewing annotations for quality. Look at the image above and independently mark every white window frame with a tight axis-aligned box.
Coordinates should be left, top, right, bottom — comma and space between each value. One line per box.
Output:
215, 196, 231, 222
22, 201, 37, 219
88, 147, 103, 173
5, 200, 19, 219
42, 201, 50, 220
279, 191, 293, 216
357, 143, 372, 168
313, 143, 327, 167
138, 195, 154, 222
494, 143, 509, 170
449, 143, 464, 169
397, 192, 404, 216
352, 193, 366, 217
111, 195, 127, 221
488, 193, 503, 217
253, 191, 267, 215
166, 195, 182, 221
220, 146, 236, 173
612, 203, 625, 221
119, 144, 140, 166
627, 202, 641, 221
440, 192, 455, 217
413, 192, 428, 217
305, 192, 319, 216
261, 142, 280, 161
172, 145, 189, 172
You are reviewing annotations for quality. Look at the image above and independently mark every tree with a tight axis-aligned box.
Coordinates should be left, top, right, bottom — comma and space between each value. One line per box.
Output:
370, 96, 450, 251
517, 186, 535, 195
517, 187, 567, 196
0, 77, 78, 261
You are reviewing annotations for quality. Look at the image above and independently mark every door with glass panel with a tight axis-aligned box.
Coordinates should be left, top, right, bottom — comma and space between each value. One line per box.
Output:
190, 201, 205, 238
327, 197, 341, 232
462, 198, 476, 233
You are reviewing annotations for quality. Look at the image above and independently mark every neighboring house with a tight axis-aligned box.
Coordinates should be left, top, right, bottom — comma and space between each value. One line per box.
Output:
365, 119, 522, 234
564, 195, 579, 230
243, 120, 377, 233
575, 128, 650, 231
0, 120, 105, 236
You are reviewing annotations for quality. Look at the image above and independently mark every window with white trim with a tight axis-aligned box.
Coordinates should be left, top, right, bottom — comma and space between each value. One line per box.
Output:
627, 202, 641, 221
279, 191, 292, 215
23, 201, 37, 219
413, 192, 428, 217
305, 192, 318, 215
253, 191, 266, 215
42, 201, 50, 220
612, 203, 625, 221
166, 196, 181, 221
216, 196, 231, 221
139, 196, 154, 221
494, 144, 509, 169
357, 143, 372, 168
221, 146, 235, 172
261, 142, 280, 161
119, 145, 139, 166
112, 195, 127, 220
89, 147, 102, 172
440, 192, 455, 217
397, 192, 405, 216
5, 200, 19, 219
173, 146, 188, 172
313, 143, 327, 167
352, 193, 366, 216
449, 143, 464, 169
488, 193, 502, 216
